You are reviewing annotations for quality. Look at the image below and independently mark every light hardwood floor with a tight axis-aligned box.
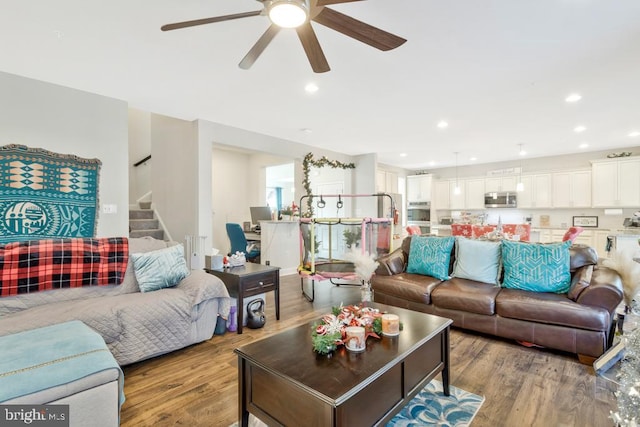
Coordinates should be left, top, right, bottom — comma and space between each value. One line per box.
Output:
121, 274, 617, 427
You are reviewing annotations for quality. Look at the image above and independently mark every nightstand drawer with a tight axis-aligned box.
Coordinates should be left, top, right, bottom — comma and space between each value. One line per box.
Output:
242, 272, 278, 293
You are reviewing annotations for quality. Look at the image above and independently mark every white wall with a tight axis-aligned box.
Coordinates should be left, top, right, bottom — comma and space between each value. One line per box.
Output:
150, 114, 200, 246
128, 108, 152, 204
0, 71, 129, 237
211, 148, 252, 253
199, 119, 366, 253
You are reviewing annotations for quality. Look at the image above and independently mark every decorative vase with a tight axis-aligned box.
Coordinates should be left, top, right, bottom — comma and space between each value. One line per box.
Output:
361, 282, 373, 303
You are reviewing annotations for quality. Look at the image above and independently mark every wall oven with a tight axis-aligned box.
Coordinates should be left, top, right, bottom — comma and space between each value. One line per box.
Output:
407, 202, 431, 234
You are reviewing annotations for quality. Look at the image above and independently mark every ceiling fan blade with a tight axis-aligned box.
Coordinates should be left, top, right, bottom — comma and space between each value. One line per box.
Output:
239, 25, 281, 70
296, 23, 330, 73
316, 0, 364, 5
312, 7, 406, 51
161, 11, 261, 31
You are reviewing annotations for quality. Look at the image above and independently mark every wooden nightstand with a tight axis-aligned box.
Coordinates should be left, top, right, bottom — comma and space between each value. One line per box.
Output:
206, 263, 280, 334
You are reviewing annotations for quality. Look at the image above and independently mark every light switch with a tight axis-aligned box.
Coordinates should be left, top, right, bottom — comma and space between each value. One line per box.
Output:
102, 204, 117, 214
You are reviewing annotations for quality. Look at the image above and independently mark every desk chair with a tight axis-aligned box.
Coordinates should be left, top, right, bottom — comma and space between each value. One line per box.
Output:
226, 223, 260, 262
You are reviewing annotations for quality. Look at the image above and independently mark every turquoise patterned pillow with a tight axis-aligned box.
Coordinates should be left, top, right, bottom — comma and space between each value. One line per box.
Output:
501, 240, 571, 293
407, 236, 455, 280
131, 244, 190, 292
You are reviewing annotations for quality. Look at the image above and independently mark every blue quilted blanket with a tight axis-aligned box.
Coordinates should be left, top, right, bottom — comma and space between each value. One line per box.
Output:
0, 320, 124, 406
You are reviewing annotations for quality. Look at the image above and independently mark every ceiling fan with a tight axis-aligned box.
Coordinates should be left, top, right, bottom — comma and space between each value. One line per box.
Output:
161, 0, 406, 73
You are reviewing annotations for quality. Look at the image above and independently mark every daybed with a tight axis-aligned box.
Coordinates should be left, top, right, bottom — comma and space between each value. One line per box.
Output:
372, 236, 623, 361
0, 236, 231, 366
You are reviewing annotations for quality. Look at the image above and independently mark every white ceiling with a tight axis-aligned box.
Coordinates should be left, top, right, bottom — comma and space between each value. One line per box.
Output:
1, 0, 639, 170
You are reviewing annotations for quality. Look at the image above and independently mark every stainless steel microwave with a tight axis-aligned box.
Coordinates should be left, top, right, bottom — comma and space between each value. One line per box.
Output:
484, 192, 517, 208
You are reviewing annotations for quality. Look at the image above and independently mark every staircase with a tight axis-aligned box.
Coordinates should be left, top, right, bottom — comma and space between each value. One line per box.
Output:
129, 206, 164, 240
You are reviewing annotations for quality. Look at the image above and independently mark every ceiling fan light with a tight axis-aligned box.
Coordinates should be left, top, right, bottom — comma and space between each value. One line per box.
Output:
268, 0, 308, 28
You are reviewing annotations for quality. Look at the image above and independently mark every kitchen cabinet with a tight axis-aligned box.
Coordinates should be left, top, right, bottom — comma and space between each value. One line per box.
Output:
552, 170, 591, 208
449, 180, 465, 210
406, 174, 431, 202
517, 174, 552, 208
465, 179, 486, 210
377, 170, 399, 193
433, 180, 450, 209
591, 157, 640, 207
485, 176, 518, 192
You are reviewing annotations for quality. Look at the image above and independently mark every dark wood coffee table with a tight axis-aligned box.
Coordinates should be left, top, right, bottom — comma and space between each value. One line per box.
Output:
206, 263, 280, 334
234, 303, 452, 427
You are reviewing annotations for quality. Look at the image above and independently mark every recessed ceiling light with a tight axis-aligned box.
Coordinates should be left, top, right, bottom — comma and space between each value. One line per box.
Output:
574, 125, 586, 133
428, 161, 436, 166
629, 131, 640, 138
399, 153, 407, 157
304, 83, 319, 93
565, 93, 582, 103
469, 157, 477, 161
579, 143, 589, 149
437, 120, 448, 129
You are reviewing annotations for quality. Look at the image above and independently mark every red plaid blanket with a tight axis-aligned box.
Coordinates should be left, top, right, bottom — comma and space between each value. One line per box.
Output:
0, 237, 129, 297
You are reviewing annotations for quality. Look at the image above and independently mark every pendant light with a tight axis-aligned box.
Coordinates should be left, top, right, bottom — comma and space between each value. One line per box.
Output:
516, 144, 525, 192
453, 152, 461, 195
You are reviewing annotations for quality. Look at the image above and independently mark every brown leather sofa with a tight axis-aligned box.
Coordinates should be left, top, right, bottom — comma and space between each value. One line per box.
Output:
372, 237, 623, 362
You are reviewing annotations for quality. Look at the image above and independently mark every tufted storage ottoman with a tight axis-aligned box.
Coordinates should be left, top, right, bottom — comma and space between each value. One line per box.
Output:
0, 321, 124, 427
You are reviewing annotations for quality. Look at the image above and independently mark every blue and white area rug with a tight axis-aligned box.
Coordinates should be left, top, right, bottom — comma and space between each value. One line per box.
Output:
387, 380, 484, 426
230, 380, 484, 427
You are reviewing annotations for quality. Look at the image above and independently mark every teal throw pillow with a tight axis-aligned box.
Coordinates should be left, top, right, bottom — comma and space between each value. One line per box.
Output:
452, 237, 502, 285
501, 240, 571, 293
406, 236, 455, 280
131, 244, 190, 293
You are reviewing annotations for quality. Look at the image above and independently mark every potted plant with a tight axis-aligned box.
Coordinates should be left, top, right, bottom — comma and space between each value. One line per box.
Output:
280, 206, 293, 220
343, 228, 361, 249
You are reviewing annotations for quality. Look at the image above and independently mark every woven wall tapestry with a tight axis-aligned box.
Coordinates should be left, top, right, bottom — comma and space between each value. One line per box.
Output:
0, 144, 101, 243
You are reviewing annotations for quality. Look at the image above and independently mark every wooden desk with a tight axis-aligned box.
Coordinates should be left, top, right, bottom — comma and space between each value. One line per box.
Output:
206, 263, 280, 334
244, 232, 261, 242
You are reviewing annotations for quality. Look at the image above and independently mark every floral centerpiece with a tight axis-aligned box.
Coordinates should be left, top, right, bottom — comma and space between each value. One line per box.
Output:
312, 304, 383, 355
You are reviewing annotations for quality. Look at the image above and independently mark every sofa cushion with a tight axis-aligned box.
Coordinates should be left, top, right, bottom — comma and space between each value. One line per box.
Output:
131, 244, 190, 293
371, 273, 443, 305
431, 278, 501, 315
452, 237, 501, 285
406, 236, 455, 280
496, 288, 610, 331
501, 240, 571, 294
120, 237, 170, 294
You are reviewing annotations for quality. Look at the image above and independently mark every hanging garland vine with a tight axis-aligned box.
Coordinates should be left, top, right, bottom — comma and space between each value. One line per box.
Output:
302, 152, 356, 217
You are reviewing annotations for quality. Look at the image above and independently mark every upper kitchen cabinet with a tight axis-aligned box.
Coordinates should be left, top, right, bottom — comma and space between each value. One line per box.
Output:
465, 178, 486, 210
591, 157, 640, 207
406, 174, 432, 202
433, 178, 484, 210
377, 169, 399, 193
433, 179, 450, 209
517, 174, 552, 208
552, 170, 591, 208
485, 176, 518, 192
